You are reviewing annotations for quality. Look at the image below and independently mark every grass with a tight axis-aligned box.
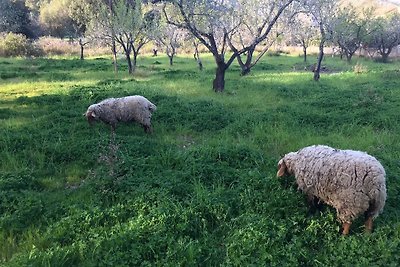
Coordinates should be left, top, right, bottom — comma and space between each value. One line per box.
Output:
0, 53, 400, 266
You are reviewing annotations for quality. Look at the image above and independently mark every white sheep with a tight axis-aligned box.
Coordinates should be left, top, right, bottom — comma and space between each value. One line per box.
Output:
84, 95, 157, 134
277, 145, 387, 235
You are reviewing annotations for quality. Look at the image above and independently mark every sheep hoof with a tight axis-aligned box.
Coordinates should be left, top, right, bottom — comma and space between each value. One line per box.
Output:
144, 125, 153, 134
365, 216, 373, 233
342, 222, 351, 235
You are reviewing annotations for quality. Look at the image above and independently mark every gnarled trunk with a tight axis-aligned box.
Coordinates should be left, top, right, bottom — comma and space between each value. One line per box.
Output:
302, 43, 307, 62
213, 61, 226, 92
126, 52, 133, 74
80, 45, 84, 60
132, 50, 138, 73
314, 41, 324, 81
237, 47, 255, 76
111, 39, 118, 74
79, 39, 85, 60
379, 47, 392, 63
314, 24, 325, 81
193, 42, 203, 70
167, 46, 175, 66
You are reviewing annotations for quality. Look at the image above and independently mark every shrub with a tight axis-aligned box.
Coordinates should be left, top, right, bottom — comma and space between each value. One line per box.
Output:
35, 36, 79, 56
0, 32, 43, 57
353, 62, 368, 74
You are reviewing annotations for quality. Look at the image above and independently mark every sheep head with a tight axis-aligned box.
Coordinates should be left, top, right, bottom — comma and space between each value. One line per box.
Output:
277, 158, 288, 177
84, 109, 97, 125
277, 152, 297, 177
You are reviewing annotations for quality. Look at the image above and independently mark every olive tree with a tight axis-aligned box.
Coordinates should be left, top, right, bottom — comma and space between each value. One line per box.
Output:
288, 13, 317, 62
39, 0, 79, 37
303, 0, 338, 81
0, 0, 35, 37
89, 0, 155, 74
332, 6, 375, 62
366, 13, 400, 63
231, 0, 295, 76
158, 0, 244, 92
157, 24, 186, 65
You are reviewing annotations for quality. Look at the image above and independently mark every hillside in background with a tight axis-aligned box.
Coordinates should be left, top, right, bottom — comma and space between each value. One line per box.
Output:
343, 0, 400, 14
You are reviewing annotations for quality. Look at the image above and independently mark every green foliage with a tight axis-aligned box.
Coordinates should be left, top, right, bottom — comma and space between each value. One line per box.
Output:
0, 54, 400, 266
0, 0, 34, 38
0, 33, 44, 57
39, 0, 78, 38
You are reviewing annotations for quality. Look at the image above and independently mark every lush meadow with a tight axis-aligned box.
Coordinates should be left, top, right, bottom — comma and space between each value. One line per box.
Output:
0, 53, 400, 266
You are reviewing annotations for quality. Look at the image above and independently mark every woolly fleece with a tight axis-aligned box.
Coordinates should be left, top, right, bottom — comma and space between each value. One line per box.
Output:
85, 95, 156, 132
278, 145, 386, 224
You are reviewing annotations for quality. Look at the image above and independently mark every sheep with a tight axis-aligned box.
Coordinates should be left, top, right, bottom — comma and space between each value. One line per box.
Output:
84, 95, 157, 134
277, 145, 387, 235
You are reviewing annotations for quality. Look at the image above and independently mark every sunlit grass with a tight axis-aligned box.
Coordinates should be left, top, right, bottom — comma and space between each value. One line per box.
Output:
0, 53, 400, 266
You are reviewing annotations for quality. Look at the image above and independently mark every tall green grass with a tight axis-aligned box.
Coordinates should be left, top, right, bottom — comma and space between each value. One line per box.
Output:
0, 53, 400, 266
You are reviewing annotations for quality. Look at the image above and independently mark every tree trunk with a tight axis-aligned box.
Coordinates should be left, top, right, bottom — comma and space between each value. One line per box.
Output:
237, 47, 255, 76
132, 50, 138, 72
197, 59, 203, 71
346, 52, 353, 62
314, 40, 325, 81
168, 55, 173, 66
193, 42, 203, 71
79, 39, 84, 60
314, 24, 325, 81
213, 61, 226, 92
303, 46, 307, 62
111, 40, 118, 74
126, 52, 133, 74
80, 45, 84, 60
381, 53, 389, 63
380, 47, 391, 63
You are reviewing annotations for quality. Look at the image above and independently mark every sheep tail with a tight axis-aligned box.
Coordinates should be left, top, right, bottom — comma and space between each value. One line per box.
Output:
148, 102, 157, 112
367, 187, 387, 219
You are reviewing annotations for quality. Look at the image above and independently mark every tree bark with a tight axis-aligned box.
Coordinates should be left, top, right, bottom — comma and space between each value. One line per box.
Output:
167, 46, 175, 66
111, 39, 118, 74
79, 39, 85, 60
126, 52, 133, 74
237, 47, 255, 76
213, 60, 226, 92
380, 47, 391, 63
303, 45, 307, 62
80, 45, 84, 60
314, 23, 325, 81
314, 41, 324, 81
381, 53, 389, 63
132, 50, 138, 72
346, 52, 353, 62
193, 42, 203, 70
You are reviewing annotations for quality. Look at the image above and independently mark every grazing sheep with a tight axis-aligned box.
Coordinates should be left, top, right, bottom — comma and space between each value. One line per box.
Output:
84, 95, 157, 134
277, 145, 386, 235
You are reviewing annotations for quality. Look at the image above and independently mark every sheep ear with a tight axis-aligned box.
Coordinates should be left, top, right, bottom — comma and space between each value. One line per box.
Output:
277, 159, 287, 177
91, 111, 96, 118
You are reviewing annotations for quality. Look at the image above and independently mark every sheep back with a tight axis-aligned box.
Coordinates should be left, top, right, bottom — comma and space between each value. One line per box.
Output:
281, 145, 386, 223
86, 95, 156, 128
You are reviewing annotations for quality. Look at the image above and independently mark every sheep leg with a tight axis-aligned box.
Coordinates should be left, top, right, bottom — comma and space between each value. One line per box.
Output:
306, 195, 323, 215
306, 194, 318, 214
365, 216, 373, 233
342, 222, 351, 235
143, 125, 153, 134
110, 126, 116, 143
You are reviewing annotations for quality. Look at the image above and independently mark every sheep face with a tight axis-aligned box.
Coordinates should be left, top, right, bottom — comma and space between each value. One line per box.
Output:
85, 110, 98, 125
276, 153, 296, 177
277, 159, 289, 177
